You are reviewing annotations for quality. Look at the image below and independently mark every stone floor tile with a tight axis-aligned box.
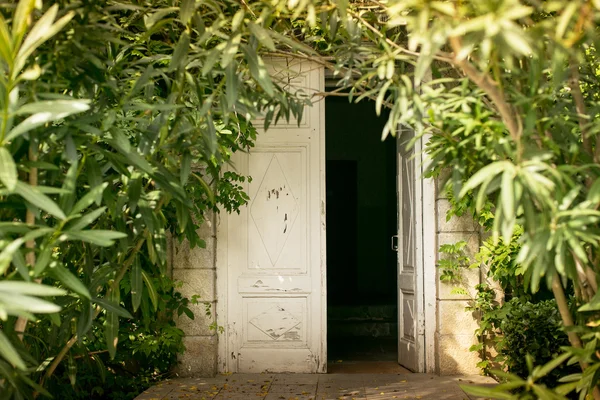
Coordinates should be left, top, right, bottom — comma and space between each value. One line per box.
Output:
213, 394, 266, 400
264, 394, 317, 400
315, 395, 367, 400
273, 374, 320, 384
219, 379, 272, 394
268, 383, 318, 395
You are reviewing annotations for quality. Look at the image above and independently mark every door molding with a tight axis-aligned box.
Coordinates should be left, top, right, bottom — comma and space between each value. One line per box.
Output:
417, 134, 438, 373
216, 59, 326, 374
416, 133, 437, 373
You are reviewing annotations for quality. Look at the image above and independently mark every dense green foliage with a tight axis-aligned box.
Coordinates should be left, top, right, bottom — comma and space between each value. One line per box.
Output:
500, 298, 575, 386
4, 0, 600, 398
0, 0, 307, 398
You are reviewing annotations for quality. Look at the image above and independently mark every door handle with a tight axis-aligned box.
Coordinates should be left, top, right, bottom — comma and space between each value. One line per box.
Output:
391, 235, 399, 251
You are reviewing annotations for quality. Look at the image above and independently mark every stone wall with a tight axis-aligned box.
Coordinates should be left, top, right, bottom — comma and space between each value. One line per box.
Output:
170, 211, 218, 377
434, 178, 482, 375
171, 182, 485, 377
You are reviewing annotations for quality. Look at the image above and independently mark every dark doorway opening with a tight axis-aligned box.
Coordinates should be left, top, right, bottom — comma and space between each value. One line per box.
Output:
325, 96, 402, 373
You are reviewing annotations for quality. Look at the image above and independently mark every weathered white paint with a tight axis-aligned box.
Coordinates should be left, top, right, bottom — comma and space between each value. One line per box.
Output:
397, 127, 423, 371
420, 132, 438, 373
216, 59, 326, 373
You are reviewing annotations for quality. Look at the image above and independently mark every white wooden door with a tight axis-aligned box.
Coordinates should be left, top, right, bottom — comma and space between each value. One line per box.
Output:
220, 59, 326, 373
397, 128, 423, 371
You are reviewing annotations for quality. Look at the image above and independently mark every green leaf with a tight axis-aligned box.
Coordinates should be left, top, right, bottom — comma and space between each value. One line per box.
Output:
64, 230, 127, 247
130, 261, 142, 312
460, 161, 511, 199
0, 15, 13, 64
5, 100, 90, 143
13, 8, 75, 78
0, 147, 17, 191
105, 291, 120, 360
225, 63, 238, 109
0, 329, 26, 370
14, 181, 66, 219
71, 183, 108, 215
128, 66, 154, 100
503, 29, 532, 56
248, 23, 276, 51
221, 35, 241, 69
33, 245, 53, 276
169, 31, 190, 71
243, 45, 274, 96
48, 263, 91, 299
180, 152, 192, 186
459, 384, 515, 399
144, 7, 178, 29
0, 292, 62, 314
0, 281, 66, 296
59, 160, 78, 214
93, 297, 133, 319
141, 269, 158, 311
179, 0, 196, 25
12, 0, 37, 47
532, 352, 570, 379
0, 238, 25, 275
68, 207, 107, 231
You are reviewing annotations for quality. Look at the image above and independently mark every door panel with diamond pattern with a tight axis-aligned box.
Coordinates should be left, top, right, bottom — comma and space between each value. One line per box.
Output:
221, 59, 325, 373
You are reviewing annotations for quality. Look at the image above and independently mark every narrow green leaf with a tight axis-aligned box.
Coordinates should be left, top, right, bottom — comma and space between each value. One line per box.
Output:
12, 0, 37, 47
0, 292, 62, 314
0, 281, 66, 296
501, 169, 515, 218
243, 45, 274, 96
141, 269, 158, 311
180, 152, 192, 186
63, 230, 127, 247
144, 7, 178, 29
0, 15, 13, 64
225, 63, 238, 109
248, 23, 276, 51
48, 263, 91, 299
71, 183, 108, 215
0, 329, 26, 370
460, 161, 511, 199
14, 181, 66, 219
221, 35, 241, 69
105, 291, 120, 360
0, 147, 17, 191
93, 297, 133, 319
533, 352, 570, 379
59, 161, 78, 214
459, 384, 514, 399
130, 261, 142, 312
68, 207, 106, 231
179, 0, 195, 25
33, 245, 53, 276
170, 31, 190, 71
0, 238, 25, 275
128, 66, 154, 100
14, 9, 75, 78
503, 29, 532, 56
5, 100, 90, 143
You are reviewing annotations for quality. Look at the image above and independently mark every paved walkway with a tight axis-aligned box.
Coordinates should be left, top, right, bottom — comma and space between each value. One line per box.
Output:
135, 373, 495, 400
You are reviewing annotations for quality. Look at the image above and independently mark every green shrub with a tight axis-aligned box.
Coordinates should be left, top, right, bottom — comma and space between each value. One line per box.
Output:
499, 298, 576, 387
